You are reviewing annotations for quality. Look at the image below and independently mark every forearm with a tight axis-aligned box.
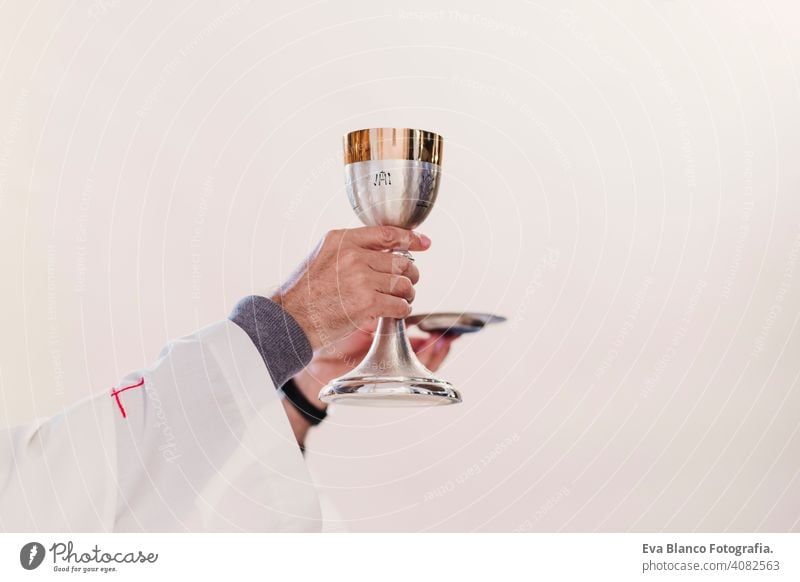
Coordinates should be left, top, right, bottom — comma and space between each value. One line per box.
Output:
228, 295, 324, 448
227, 295, 313, 387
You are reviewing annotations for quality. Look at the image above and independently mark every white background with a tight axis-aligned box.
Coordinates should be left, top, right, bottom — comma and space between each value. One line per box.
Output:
1, 0, 799, 532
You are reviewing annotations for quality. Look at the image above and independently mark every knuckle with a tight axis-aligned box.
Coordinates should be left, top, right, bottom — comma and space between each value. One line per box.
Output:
396, 276, 413, 295
389, 254, 404, 273
348, 273, 368, 295
373, 297, 390, 319
381, 298, 397, 318
358, 271, 375, 289
378, 225, 396, 246
363, 291, 380, 311
378, 296, 410, 319
340, 247, 360, 267
322, 229, 342, 247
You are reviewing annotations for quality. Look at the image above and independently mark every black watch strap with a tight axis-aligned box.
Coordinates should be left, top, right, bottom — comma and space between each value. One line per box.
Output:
280, 378, 328, 425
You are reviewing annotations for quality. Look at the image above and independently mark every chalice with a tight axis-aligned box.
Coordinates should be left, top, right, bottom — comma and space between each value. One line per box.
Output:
318, 128, 461, 406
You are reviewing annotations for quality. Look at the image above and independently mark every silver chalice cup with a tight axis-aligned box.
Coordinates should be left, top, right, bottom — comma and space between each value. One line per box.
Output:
318, 128, 461, 406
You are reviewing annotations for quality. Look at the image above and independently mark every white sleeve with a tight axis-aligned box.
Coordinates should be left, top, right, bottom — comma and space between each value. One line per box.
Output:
0, 320, 321, 532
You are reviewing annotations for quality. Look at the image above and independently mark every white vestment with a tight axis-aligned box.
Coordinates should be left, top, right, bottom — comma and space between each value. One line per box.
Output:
0, 320, 322, 532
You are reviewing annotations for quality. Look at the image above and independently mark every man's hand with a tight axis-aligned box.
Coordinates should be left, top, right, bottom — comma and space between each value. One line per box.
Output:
282, 325, 460, 446
269, 226, 430, 351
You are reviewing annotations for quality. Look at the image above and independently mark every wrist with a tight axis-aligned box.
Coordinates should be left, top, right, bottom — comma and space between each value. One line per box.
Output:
269, 289, 322, 351
228, 294, 314, 387
280, 377, 327, 425
292, 368, 329, 411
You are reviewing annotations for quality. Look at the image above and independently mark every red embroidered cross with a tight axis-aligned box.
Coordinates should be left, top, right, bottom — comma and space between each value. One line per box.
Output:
110, 377, 145, 419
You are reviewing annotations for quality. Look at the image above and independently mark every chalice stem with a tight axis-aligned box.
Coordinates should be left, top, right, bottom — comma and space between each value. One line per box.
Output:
363, 315, 429, 376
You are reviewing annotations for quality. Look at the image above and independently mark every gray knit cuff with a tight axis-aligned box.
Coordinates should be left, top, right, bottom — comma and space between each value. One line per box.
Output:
228, 295, 313, 389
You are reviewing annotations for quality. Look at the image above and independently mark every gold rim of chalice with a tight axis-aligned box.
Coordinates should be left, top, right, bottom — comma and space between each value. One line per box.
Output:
343, 128, 443, 165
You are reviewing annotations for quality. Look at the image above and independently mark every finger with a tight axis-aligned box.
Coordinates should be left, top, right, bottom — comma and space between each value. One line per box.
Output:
419, 335, 454, 372
345, 225, 431, 252
371, 273, 415, 303
345, 326, 375, 344
358, 318, 379, 335
429, 336, 454, 371
370, 294, 413, 319
365, 250, 420, 284
410, 336, 435, 354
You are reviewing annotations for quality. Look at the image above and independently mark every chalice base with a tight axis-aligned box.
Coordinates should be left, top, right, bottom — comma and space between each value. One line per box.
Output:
319, 375, 461, 406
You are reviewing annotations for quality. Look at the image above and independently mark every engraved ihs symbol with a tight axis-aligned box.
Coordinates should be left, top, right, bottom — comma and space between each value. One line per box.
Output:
373, 170, 391, 186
